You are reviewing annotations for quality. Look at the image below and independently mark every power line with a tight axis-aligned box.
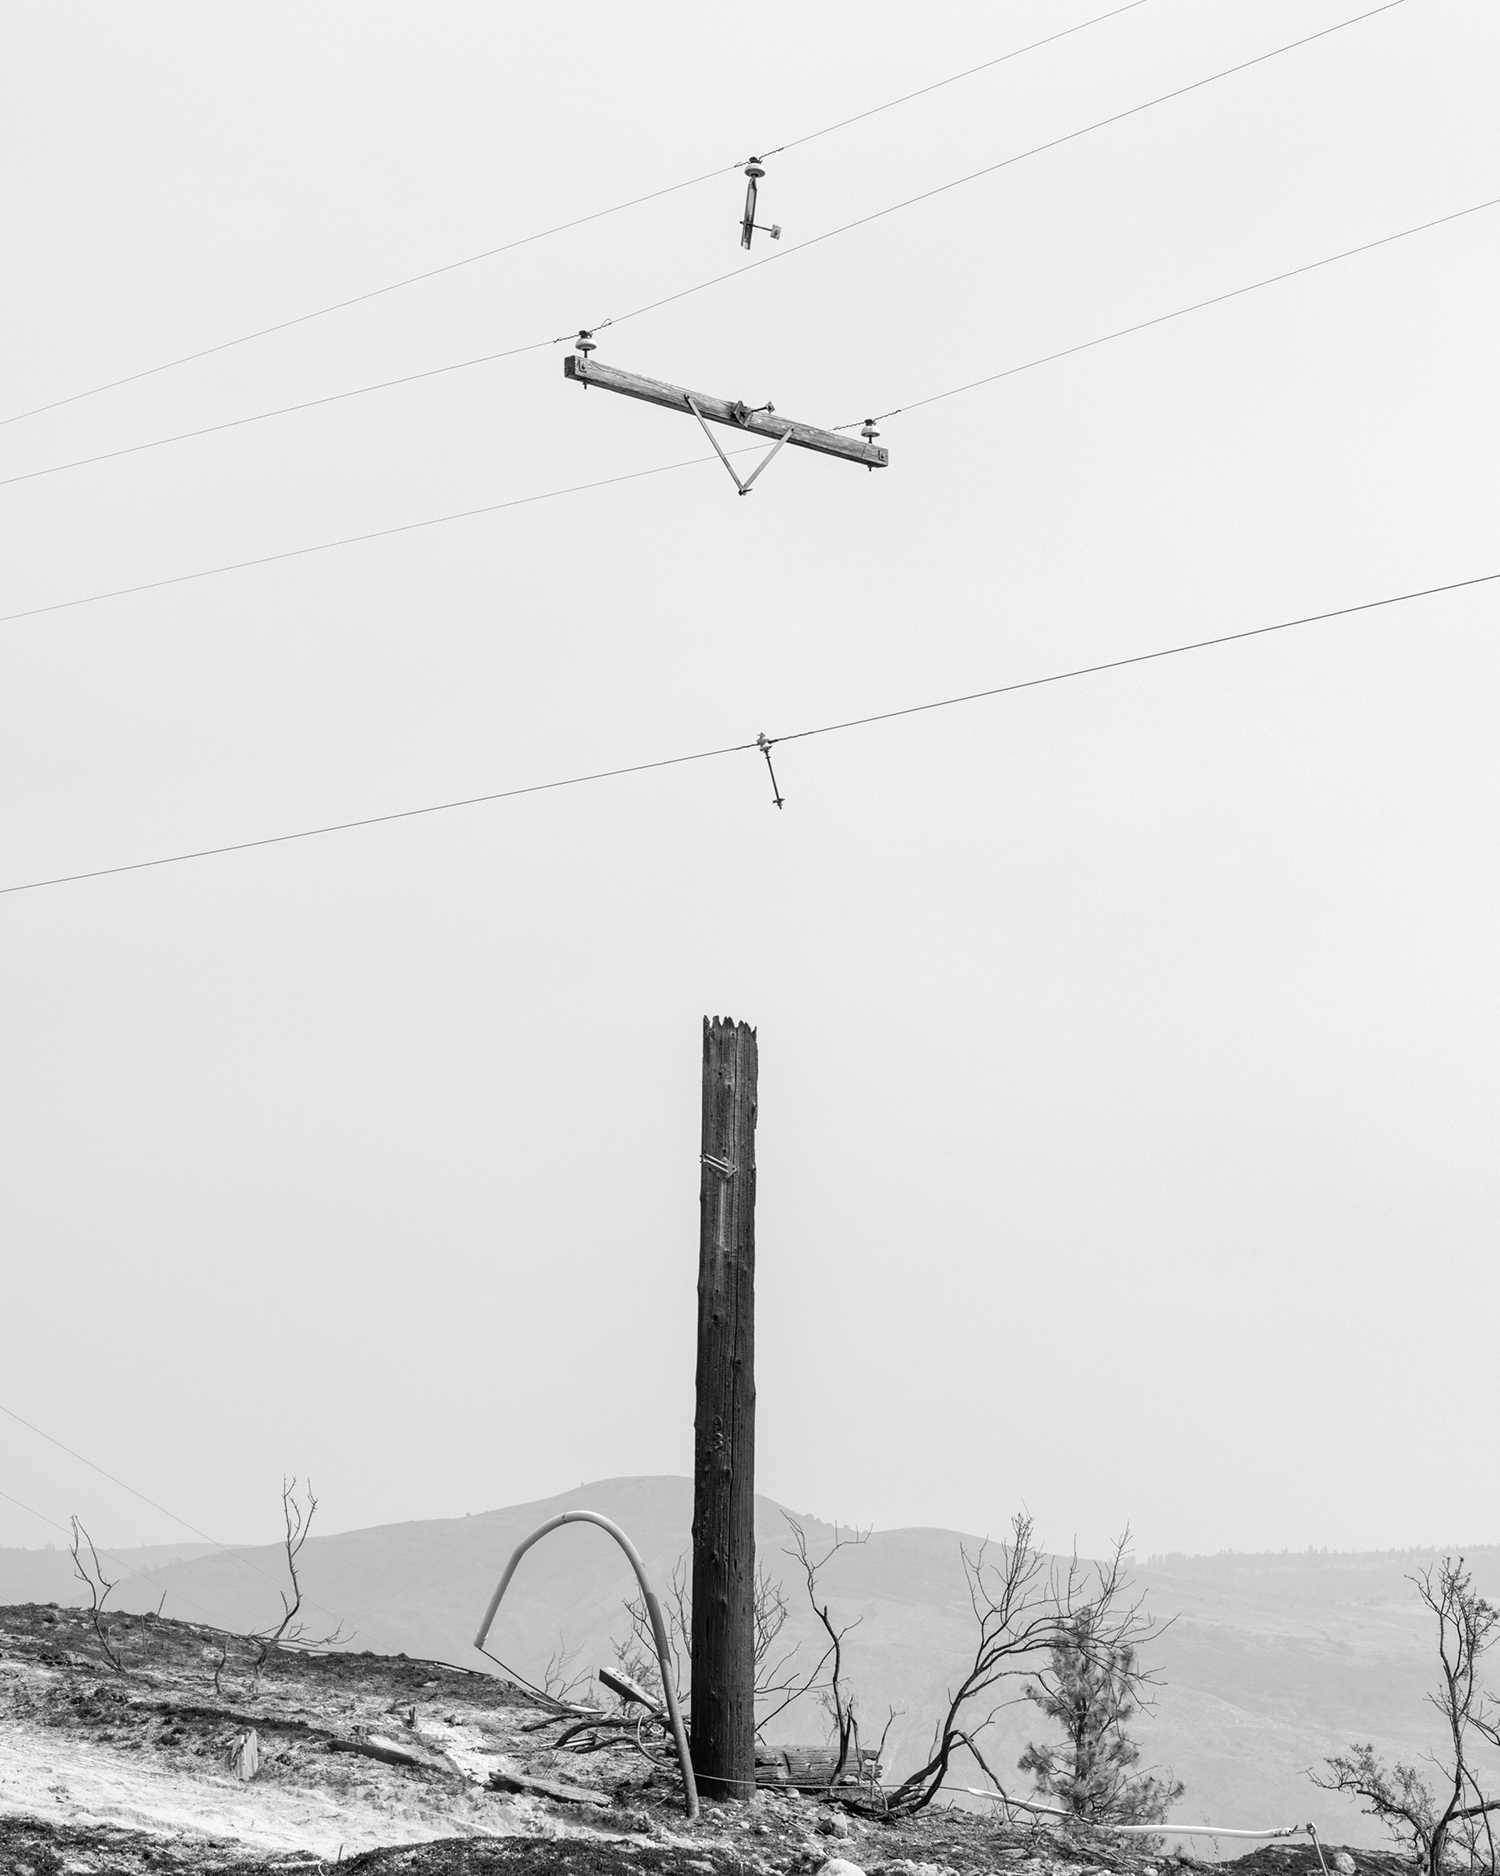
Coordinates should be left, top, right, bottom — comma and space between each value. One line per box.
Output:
830, 196, 1500, 431
0, 1, 1148, 432
593, 3, 1407, 336
2, 572, 1491, 900
770, 0, 1150, 159
1, 737, 755, 897
0, 444, 763, 627
2, 195, 1481, 631
0, 1483, 231, 1628
0, 1398, 366, 1642
0, 334, 560, 491
769, 572, 1498, 749
0, 2, 1401, 493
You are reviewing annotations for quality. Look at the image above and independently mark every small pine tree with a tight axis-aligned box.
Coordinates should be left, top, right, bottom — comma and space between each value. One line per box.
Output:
1018, 1605, 1184, 1824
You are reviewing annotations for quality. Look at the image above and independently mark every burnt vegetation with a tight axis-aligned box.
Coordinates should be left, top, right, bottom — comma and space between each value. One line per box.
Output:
1312, 1556, 1500, 1876
530, 1508, 1177, 1823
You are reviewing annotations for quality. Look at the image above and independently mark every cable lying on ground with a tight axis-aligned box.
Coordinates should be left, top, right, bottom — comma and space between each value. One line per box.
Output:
950, 1788, 1334, 1872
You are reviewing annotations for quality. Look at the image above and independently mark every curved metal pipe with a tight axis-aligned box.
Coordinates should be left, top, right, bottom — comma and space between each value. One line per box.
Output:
473, 1508, 699, 1819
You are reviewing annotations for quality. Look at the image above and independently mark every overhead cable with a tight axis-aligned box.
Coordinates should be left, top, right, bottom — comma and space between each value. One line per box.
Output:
0, 1482, 231, 1629
2, 572, 1491, 900
830, 196, 1500, 431
0, 1397, 367, 1643
0, 0, 1149, 431
1, 198, 1484, 631
760, 574, 1499, 753
1, 2, 1404, 491
0, 445, 764, 627
0, 334, 560, 491
590, 3, 1408, 336
768, 0, 1149, 158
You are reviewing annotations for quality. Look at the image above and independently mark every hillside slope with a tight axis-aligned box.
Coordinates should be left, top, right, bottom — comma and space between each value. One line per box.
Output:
7, 1478, 1495, 1851
8, 1597, 1368, 1876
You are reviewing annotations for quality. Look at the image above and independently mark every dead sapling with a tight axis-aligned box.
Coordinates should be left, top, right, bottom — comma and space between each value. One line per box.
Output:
1312, 1556, 1500, 1876
235, 1477, 349, 1694
783, 1514, 877, 1791
541, 1635, 593, 1705
572, 1553, 808, 1765
885, 1515, 1167, 1816
69, 1515, 124, 1673
211, 1631, 233, 1698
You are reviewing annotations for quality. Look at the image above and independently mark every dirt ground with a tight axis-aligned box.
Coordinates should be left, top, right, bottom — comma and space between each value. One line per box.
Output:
0, 1602, 1404, 1876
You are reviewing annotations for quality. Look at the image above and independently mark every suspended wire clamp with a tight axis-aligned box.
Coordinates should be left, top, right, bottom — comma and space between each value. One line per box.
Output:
740, 160, 780, 248
756, 732, 785, 810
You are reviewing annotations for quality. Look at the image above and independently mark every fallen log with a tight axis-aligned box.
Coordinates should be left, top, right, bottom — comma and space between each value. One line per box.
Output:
487, 1765, 613, 1807
326, 1732, 455, 1773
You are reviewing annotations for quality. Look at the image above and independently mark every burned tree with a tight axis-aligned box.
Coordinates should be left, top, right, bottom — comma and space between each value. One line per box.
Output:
1018, 1603, 1183, 1822
614, 1553, 797, 1721
1312, 1557, 1500, 1876
886, 1516, 1166, 1815
251, 1476, 347, 1648
784, 1515, 871, 1784
69, 1516, 123, 1673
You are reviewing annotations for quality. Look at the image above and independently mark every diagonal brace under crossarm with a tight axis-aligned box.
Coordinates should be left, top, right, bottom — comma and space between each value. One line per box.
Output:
686, 397, 791, 495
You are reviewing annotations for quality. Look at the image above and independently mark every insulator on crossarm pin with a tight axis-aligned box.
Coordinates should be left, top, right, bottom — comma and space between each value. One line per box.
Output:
575, 330, 597, 357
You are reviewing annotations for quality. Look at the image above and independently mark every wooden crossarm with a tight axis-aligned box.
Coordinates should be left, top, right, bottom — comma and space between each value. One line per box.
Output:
564, 354, 888, 469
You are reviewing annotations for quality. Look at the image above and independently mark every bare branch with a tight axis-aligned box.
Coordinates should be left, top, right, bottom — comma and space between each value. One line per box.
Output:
250, 1476, 349, 1654
69, 1516, 123, 1674
1312, 1557, 1499, 1876
784, 1514, 872, 1783
887, 1515, 1167, 1816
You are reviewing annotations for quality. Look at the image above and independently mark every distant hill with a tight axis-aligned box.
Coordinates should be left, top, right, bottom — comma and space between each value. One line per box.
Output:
6, 1476, 1495, 1851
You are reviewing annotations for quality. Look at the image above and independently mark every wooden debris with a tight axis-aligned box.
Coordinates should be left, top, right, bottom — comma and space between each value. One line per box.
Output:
754, 1744, 881, 1791
598, 1666, 662, 1714
234, 1729, 259, 1781
325, 1731, 453, 1772
488, 1763, 613, 1807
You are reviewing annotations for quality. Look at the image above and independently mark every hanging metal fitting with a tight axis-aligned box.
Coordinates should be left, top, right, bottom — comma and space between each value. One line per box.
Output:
740, 160, 781, 248
756, 732, 785, 810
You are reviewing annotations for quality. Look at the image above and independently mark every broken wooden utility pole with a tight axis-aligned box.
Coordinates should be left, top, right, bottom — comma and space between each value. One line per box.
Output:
691, 1016, 758, 1802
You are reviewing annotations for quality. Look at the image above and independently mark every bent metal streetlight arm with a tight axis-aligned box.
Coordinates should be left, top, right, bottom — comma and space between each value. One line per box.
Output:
473, 1508, 699, 1820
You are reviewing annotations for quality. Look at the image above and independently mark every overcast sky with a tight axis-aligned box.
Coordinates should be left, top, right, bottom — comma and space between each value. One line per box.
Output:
2, 0, 1496, 1562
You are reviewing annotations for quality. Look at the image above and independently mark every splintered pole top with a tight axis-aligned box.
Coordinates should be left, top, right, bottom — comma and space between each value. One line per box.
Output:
564, 354, 888, 469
